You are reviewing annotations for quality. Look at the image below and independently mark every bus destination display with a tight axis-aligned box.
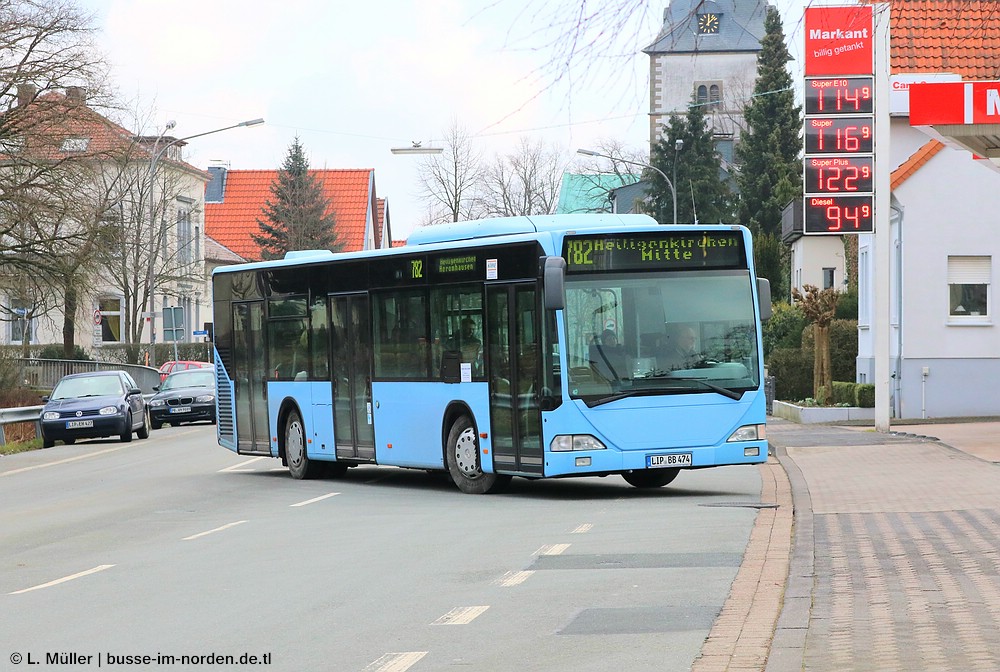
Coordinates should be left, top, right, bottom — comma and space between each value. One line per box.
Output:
804, 77, 874, 115
804, 156, 874, 194
804, 117, 874, 154
804, 195, 874, 234
564, 232, 745, 272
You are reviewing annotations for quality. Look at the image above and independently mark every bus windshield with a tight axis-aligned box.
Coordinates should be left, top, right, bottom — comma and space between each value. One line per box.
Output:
564, 270, 760, 403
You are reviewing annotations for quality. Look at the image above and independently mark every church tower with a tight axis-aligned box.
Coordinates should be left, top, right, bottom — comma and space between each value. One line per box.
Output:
644, 0, 771, 162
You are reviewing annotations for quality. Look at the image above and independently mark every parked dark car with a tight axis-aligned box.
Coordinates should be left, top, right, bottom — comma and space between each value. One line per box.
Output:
148, 368, 216, 429
40, 370, 150, 448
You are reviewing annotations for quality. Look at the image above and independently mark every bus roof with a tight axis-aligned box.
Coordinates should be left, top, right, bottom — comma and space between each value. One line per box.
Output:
211, 213, 677, 276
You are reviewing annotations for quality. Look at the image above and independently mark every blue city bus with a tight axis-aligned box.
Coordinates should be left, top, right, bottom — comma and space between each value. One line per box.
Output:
211, 214, 771, 494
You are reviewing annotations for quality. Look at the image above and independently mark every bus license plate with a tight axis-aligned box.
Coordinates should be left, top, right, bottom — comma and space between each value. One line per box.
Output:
647, 453, 692, 468
66, 420, 93, 429
170, 407, 191, 414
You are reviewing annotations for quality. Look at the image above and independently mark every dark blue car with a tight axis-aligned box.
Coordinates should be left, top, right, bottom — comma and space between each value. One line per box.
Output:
40, 371, 150, 448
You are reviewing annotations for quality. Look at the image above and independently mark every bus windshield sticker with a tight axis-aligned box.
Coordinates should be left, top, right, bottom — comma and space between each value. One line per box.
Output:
486, 258, 498, 280
564, 232, 745, 272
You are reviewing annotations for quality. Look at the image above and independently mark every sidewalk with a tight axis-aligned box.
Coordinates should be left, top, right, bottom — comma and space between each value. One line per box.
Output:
693, 418, 1000, 672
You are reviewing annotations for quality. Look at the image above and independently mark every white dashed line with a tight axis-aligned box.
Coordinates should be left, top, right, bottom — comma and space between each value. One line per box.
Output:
571, 523, 593, 534
363, 652, 427, 671
182, 520, 247, 540
290, 492, 340, 507
535, 543, 571, 556
218, 457, 269, 472
2, 446, 127, 477
10, 564, 115, 595
494, 570, 535, 587
432, 606, 489, 625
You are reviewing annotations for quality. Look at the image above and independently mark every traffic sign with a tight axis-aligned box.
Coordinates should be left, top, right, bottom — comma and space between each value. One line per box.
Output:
193, 329, 208, 336
93, 309, 102, 325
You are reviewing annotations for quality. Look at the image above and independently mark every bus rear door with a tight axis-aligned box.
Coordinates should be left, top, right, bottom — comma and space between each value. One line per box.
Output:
232, 301, 270, 454
329, 293, 375, 462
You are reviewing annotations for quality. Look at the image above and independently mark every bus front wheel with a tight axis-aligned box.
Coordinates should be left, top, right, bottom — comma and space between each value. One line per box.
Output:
446, 416, 510, 495
285, 409, 318, 480
622, 468, 680, 488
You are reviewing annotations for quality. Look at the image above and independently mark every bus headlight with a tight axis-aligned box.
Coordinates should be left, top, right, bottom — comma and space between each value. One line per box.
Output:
550, 435, 606, 452
727, 424, 766, 442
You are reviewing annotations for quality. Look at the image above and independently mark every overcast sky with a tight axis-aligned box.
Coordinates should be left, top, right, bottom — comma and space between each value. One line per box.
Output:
79, 0, 811, 240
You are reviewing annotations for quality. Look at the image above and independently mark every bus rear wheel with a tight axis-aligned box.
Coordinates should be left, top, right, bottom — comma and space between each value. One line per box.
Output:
285, 409, 318, 480
622, 468, 680, 488
446, 416, 510, 495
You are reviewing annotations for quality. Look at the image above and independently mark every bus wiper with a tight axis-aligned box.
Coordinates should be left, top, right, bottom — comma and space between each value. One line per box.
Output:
661, 376, 744, 400
584, 388, 661, 408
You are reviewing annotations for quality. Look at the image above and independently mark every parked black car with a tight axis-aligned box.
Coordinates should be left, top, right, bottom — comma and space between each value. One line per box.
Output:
148, 368, 216, 429
40, 370, 150, 448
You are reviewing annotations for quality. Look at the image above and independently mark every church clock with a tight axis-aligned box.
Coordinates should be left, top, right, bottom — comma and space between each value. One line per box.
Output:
697, 13, 720, 34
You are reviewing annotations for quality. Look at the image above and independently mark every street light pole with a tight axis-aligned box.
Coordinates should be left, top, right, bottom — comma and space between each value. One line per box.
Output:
577, 148, 677, 225
145, 117, 264, 367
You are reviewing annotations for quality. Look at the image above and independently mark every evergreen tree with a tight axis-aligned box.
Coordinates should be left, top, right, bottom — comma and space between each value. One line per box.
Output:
253, 136, 343, 260
734, 6, 801, 298
647, 101, 735, 226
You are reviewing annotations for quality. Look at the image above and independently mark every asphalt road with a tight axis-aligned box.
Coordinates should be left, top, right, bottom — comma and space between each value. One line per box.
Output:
1, 424, 764, 671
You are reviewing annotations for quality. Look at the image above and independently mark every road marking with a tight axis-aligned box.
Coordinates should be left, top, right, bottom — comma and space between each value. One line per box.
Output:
290, 492, 340, 507
182, 520, 247, 541
571, 523, 593, 534
1, 446, 127, 477
535, 543, 571, 556
494, 570, 535, 587
218, 457, 268, 472
363, 652, 427, 671
10, 564, 115, 595
432, 606, 489, 625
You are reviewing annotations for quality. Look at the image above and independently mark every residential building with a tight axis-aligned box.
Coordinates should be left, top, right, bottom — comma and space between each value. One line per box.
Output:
204, 166, 386, 260
853, 0, 1000, 418
0, 86, 214, 355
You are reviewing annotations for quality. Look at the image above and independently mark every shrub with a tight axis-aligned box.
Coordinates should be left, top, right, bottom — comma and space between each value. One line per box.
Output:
762, 302, 807, 361
800, 319, 858, 384
37, 344, 92, 361
831, 381, 856, 405
768, 347, 812, 401
816, 385, 830, 406
855, 384, 875, 408
835, 289, 859, 320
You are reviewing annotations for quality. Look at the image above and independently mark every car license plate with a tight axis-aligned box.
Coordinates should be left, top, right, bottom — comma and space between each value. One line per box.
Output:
646, 453, 692, 468
66, 420, 93, 429
169, 407, 191, 414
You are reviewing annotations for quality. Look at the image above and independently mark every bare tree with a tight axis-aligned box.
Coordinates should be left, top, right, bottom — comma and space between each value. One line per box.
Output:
478, 138, 564, 217
417, 121, 483, 224
572, 138, 646, 212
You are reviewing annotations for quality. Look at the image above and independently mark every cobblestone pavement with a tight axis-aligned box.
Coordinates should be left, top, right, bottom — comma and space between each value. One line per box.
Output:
764, 420, 1000, 672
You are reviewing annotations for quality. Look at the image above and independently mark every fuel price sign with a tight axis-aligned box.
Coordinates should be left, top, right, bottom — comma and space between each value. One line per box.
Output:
804, 156, 874, 194
804, 195, 874, 234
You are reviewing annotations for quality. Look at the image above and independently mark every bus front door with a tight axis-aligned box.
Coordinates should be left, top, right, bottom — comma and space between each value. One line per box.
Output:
486, 284, 543, 476
232, 301, 270, 454
329, 293, 375, 462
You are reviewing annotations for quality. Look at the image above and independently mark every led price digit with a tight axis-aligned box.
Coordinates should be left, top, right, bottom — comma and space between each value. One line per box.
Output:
825, 202, 872, 231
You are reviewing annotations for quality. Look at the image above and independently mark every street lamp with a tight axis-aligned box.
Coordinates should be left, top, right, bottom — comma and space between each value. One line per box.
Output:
390, 141, 443, 155
577, 148, 678, 225
145, 117, 264, 366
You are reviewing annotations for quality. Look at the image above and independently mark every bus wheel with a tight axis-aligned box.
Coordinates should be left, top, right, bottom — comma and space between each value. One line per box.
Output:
285, 410, 317, 480
622, 469, 680, 489
446, 416, 511, 495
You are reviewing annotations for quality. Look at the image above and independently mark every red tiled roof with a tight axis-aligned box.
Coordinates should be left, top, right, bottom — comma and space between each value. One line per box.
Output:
204, 168, 374, 261
891, 139, 946, 188
376, 197, 387, 245
892, 0, 1000, 79
1, 91, 206, 178
391, 239, 407, 248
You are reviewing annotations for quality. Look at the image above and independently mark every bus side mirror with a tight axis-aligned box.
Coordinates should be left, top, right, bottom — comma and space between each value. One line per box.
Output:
757, 278, 772, 321
541, 256, 566, 311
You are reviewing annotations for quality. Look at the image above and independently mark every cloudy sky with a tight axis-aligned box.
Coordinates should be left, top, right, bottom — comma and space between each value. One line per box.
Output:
79, 0, 811, 240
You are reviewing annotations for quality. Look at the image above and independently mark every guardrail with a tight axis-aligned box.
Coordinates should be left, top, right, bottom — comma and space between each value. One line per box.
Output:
14, 358, 161, 395
0, 404, 44, 446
